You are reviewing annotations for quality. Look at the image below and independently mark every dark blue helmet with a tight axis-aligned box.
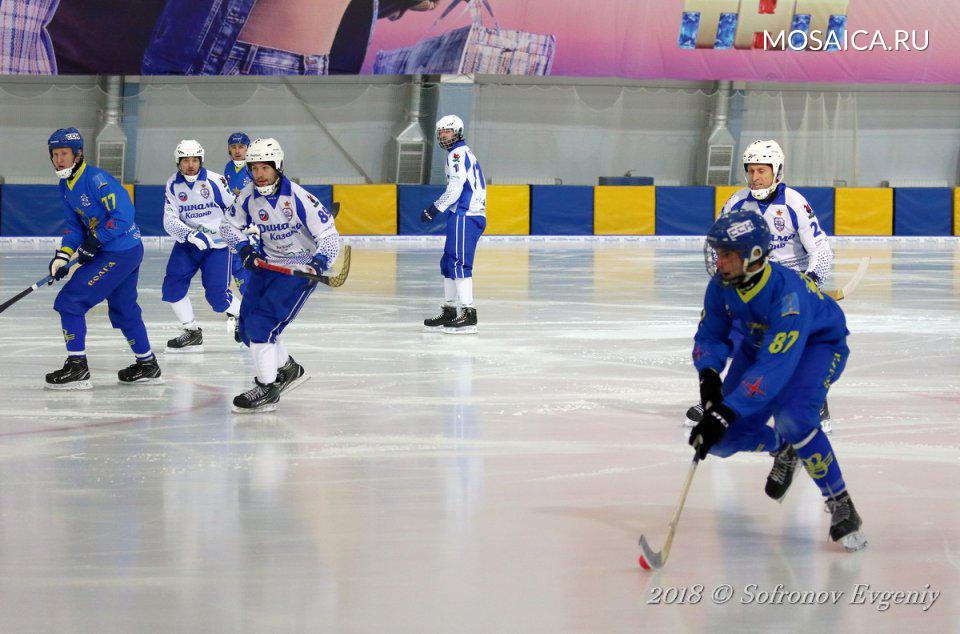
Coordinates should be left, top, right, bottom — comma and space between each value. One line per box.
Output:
228, 132, 250, 147
704, 209, 771, 287
48, 127, 84, 154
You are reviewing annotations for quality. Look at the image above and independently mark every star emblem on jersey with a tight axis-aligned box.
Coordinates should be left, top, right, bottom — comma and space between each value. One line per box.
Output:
258, 209, 270, 222
774, 217, 786, 232
742, 377, 765, 398
178, 192, 188, 202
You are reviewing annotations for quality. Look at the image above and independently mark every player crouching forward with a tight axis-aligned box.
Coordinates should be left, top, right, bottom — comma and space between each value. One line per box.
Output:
45, 128, 161, 388
220, 138, 341, 413
421, 115, 487, 334
689, 209, 866, 552
162, 140, 241, 352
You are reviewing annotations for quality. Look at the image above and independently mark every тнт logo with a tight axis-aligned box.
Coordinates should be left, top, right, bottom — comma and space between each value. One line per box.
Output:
679, 0, 848, 50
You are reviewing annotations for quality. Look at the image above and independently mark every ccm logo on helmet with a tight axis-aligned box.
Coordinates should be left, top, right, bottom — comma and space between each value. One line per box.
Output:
679, 0, 849, 50
727, 220, 755, 239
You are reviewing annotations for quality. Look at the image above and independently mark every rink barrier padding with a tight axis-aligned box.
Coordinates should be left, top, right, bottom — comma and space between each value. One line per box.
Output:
955, 188, 960, 236
598, 176, 654, 186
714, 186, 740, 219
894, 188, 953, 236
485, 185, 530, 235
132, 185, 166, 236
0, 185, 64, 236
333, 184, 397, 235
834, 188, 893, 236
593, 186, 655, 235
654, 186, 714, 236
794, 187, 835, 236
397, 185, 446, 236
530, 185, 594, 235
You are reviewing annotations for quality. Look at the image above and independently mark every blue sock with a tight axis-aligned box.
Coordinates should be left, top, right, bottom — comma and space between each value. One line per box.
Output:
120, 320, 152, 356
60, 313, 86, 353
793, 428, 846, 498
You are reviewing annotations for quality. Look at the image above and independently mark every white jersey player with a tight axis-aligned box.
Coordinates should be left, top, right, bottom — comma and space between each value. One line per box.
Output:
686, 140, 836, 432
720, 140, 834, 287
161, 140, 241, 352
220, 137, 342, 413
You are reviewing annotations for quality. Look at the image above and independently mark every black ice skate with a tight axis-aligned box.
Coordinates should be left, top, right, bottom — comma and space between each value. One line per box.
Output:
820, 398, 832, 434
765, 444, 798, 502
226, 315, 242, 344
683, 404, 703, 428
118, 356, 163, 385
232, 379, 282, 413
277, 356, 310, 394
825, 491, 868, 552
443, 307, 478, 335
44, 356, 92, 391
424, 305, 457, 330
166, 328, 203, 354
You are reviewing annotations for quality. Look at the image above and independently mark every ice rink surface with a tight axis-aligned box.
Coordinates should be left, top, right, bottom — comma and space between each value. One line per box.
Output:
0, 238, 957, 632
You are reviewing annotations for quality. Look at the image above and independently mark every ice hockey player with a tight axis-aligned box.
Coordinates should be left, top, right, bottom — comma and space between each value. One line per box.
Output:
44, 127, 161, 388
162, 139, 241, 352
421, 114, 487, 334
224, 131, 254, 292
688, 209, 866, 552
686, 139, 836, 432
220, 138, 341, 413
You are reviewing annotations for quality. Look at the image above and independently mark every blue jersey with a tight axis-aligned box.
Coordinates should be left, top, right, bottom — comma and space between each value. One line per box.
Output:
223, 161, 253, 197
693, 262, 848, 420
58, 162, 141, 253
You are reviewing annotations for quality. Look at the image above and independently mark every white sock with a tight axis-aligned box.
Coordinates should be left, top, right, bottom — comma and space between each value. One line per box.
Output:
443, 278, 457, 305
275, 338, 289, 368
226, 293, 241, 317
455, 278, 474, 307
250, 342, 278, 384
170, 297, 198, 330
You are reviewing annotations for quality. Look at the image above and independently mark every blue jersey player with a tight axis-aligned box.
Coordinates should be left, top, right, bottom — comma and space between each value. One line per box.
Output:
688, 209, 866, 552
224, 131, 254, 292
220, 138, 342, 414
421, 115, 487, 334
45, 128, 162, 389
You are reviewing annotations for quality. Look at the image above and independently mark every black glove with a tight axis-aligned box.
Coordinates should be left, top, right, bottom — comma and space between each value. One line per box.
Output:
689, 403, 735, 460
421, 204, 441, 223
47, 249, 71, 285
806, 271, 821, 287
699, 368, 723, 410
238, 244, 259, 272
76, 235, 101, 264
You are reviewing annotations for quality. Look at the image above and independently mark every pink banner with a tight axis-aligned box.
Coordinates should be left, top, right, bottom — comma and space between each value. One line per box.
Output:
366, 0, 960, 83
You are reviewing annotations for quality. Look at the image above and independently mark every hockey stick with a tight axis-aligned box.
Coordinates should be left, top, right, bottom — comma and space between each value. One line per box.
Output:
638, 445, 701, 571
252, 245, 352, 288
0, 259, 78, 316
826, 256, 870, 301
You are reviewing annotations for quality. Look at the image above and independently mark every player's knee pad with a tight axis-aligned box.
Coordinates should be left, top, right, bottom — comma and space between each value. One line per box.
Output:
108, 303, 143, 330
440, 256, 454, 279
204, 288, 230, 313
53, 290, 90, 316
240, 312, 276, 345
161, 279, 190, 304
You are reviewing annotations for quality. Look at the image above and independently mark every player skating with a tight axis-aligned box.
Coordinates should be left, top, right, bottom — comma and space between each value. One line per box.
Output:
224, 131, 254, 292
220, 138, 341, 413
688, 209, 865, 551
686, 140, 836, 432
162, 140, 241, 352
44, 128, 161, 389
421, 115, 487, 334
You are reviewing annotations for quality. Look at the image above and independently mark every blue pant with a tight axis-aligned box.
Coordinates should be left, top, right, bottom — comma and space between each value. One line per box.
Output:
161, 242, 234, 312
231, 250, 250, 294
441, 214, 486, 279
54, 243, 152, 355
709, 342, 849, 458
238, 268, 316, 345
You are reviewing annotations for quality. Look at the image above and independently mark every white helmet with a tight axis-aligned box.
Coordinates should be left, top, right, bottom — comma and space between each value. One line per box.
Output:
436, 114, 464, 151
742, 140, 784, 200
246, 137, 284, 195
175, 139, 205, 183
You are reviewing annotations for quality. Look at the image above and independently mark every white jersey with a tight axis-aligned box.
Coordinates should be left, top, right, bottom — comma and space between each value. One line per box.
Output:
220, 177, 340, 269
163, 168, 234, 246
721, 184, 833, 284
433, 142, 486, 217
